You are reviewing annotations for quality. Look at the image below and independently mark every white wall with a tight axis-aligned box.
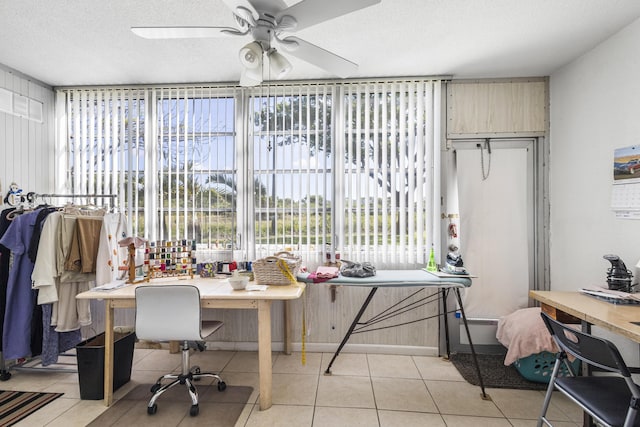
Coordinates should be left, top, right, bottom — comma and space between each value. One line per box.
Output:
549, 17, 640, 362
0, 65, 55, 197
550, 17, 640, 292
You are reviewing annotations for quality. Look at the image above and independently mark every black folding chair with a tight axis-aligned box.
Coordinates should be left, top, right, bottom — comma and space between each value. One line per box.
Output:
538, 311, 640, 427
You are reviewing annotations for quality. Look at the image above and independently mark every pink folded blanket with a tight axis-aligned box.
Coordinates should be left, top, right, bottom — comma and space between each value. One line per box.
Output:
496, 307, 560, 365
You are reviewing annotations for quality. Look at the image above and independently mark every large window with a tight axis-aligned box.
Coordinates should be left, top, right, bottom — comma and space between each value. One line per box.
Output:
57, 79, 441, 267
339, 81, 439, 266
249, 84, 334, 262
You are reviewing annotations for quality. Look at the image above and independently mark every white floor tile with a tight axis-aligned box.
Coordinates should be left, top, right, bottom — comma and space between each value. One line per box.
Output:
1, 350, 565, 426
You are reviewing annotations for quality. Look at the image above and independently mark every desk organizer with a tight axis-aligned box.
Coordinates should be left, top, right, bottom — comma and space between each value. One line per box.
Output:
145, 240, 196, 279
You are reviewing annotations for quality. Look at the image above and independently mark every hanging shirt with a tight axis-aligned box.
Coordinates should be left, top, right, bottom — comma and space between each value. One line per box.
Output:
95, 213, 128, 287
0, 207, 16, 352
0, 209, 41, 360
27, 206, 58, 263
64, 217, 102, 273
51, 214, 92, 332
57, 215, 95, 283
53, 281, 91, 332
31, 211, 62, 305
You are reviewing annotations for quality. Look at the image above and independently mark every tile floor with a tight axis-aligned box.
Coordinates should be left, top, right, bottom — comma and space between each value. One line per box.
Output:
3, 349, 584, 426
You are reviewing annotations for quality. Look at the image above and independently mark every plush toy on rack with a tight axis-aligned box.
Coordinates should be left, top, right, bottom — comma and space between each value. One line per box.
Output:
3, 182, 25, 206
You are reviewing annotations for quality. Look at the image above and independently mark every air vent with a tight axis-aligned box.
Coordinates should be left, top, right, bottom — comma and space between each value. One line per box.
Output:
0, 88, 11, 114
0, 87, 44, 123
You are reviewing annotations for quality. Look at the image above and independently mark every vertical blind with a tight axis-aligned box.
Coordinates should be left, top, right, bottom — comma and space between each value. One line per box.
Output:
57, 79, 441, 267
58, 86, 237, 244
338, 80, 441, 267
249, 83, 333, 262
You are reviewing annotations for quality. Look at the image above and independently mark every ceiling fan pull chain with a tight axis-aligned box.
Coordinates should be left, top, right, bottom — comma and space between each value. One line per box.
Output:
479, 139, 491, 181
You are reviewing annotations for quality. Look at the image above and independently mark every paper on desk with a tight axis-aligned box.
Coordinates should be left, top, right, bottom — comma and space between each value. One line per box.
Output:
580, 285, 640, 301
93, 280, 128, 291
245, 284, 268, 291
422, 268, 477, 278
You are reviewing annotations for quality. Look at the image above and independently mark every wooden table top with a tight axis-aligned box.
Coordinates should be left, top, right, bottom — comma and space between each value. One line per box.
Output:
530, 290, 640, 343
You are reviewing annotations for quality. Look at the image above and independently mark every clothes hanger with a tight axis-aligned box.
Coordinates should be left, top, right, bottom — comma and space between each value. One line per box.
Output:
6, 204, 33, 220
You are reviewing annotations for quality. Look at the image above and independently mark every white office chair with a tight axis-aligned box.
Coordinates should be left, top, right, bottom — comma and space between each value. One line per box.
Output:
135, 284, 226, 416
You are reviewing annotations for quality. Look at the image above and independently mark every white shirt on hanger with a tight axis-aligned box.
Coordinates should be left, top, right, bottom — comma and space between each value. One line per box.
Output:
31, 211, 61, 304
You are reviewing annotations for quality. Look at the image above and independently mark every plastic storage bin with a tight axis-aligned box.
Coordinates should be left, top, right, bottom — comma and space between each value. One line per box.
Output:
76, 331, 136, 400
513, 351, 581, 383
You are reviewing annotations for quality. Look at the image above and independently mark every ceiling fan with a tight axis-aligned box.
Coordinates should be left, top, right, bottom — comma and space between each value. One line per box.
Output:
131, 0, 381, 86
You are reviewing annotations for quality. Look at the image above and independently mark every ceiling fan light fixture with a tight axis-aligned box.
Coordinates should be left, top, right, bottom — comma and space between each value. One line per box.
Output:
268, 50, 292, 79
240, 68, 262, 87
239, 41, 263, 69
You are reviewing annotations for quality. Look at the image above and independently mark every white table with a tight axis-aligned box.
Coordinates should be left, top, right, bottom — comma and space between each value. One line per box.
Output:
76, 277, 305, 410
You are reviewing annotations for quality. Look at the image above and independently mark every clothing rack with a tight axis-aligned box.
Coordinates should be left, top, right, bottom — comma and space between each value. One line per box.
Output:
0, 195, 117, 380
26, 192, 117, 202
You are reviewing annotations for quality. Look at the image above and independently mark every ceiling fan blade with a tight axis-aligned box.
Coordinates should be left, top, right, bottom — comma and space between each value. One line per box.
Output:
276, 0, 380, 32
221, 0, 260, 24
131, 26, 241, 39
278, 36, 357, 78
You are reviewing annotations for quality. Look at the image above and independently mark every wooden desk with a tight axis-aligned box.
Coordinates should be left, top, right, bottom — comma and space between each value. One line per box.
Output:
529, 290, 640, 342
530, 290, 640, 427
76, 277, 305, 410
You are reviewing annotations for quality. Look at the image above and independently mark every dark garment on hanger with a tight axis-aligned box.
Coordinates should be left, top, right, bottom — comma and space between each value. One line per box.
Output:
0, 209, 42, 360
0, 207, 17, 352
27, 207, 59, 263
30, 290, 43, 357
40, 303, 81, 366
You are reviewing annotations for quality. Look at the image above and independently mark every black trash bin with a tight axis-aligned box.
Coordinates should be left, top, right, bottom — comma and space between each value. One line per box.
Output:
76, 331, 136, 400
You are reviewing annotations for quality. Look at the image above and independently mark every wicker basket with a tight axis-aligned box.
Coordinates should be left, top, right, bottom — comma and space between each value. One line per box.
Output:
253, 252, 301, 285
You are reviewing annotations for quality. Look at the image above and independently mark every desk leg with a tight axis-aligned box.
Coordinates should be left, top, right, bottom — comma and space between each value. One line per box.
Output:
453, 288, 488, 400
103, 301, 115, 406
258, 300, 272, 410
284, 300, 292, 355
324, 287, 378, 375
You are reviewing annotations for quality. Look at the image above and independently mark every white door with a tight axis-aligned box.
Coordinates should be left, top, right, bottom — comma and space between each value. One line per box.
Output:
452, 139, 535, 320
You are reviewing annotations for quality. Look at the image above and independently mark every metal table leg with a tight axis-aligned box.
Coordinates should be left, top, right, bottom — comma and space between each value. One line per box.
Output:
324, 287, 378, 375
453, 288, 489, 400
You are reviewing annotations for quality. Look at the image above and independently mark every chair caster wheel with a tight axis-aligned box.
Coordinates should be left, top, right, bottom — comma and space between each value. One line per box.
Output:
147, 404, 157, 415
217, 381, 227, 391
190, 404, 199, 416
150, 383, 161, 393
0, 371, 11, 381
192, 366, 201, 380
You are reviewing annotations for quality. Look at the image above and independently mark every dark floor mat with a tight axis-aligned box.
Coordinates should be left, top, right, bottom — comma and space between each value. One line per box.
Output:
450, 352, 548, 390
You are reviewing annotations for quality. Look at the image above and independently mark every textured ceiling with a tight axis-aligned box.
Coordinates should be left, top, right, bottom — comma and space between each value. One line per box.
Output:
1, 0, 640, 87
